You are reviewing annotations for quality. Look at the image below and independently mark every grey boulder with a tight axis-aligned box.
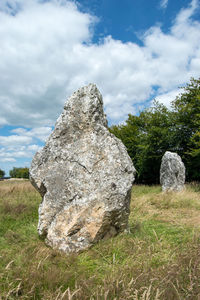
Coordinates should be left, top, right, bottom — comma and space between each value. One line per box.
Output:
30, 83, 136, 254
160, 151, 185, 192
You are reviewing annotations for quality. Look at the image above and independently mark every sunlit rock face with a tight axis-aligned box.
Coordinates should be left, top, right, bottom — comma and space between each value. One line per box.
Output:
160, 151, 185, 192
30, 84, 136, 254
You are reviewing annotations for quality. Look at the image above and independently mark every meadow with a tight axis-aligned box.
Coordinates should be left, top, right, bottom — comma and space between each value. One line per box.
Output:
0, 180, 200, 299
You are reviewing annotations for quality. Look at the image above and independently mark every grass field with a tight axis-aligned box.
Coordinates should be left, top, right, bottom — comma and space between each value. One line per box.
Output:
0, 180, 200, 299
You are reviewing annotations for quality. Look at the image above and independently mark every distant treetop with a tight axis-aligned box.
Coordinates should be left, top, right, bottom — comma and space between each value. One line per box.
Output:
0, 169, 5, 178
9, 167, 29, 179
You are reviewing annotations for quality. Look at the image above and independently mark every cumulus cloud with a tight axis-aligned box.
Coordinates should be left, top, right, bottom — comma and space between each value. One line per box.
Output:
154, 89, 180, 108
0, 126, 47, 173
0, 157, 16, 162
0, 143, 41, 158
0, 0, 95, 127
0, 126, 49, 161
11, 127, 53, 142
0, 0, 199, 128
0, 135, 32, 146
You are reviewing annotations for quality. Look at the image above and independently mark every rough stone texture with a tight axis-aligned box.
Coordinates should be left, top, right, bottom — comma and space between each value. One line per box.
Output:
30, 83, 136, 254
160, 151, 185, 192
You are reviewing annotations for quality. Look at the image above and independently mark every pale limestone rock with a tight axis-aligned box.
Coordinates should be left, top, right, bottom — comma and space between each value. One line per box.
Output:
160, 151, 185, 192
30, 84, 136, 254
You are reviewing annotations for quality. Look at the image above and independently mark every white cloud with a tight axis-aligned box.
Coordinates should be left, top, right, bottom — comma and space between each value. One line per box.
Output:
0, 0, 199, 127
27, 144, 42, 151
0, 127, 49, 172
0, 144, 40, 158
154, 89, 180, 108
0, 157, 16, 162
11, 127, 53, 141
0, 135, 32, 146
0, 125, 50, 175
0, 117, 8, 126
160, 0, 168, 9
0, 0, 95, 127
0, 140, 42, 174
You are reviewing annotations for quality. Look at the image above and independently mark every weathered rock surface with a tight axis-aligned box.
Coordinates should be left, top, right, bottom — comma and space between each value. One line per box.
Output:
160, 151, 185, 192
30, 84, 136, 254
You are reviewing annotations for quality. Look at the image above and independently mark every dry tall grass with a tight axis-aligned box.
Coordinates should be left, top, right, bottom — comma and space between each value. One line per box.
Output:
0, 181, 200, 299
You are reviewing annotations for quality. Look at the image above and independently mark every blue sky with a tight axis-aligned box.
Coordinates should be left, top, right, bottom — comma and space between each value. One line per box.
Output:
0, 0, 200, 175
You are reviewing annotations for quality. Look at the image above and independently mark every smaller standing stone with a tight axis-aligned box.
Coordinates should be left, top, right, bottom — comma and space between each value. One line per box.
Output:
160, 151, 185, 192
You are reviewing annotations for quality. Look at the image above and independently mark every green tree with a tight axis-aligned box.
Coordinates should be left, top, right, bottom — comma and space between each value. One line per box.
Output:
172, 77, 200, 181
0, 169, 5, 178
110, 114, 141, 160
9, 167, 29, 179
134, 101, 175, 183
110, 77, 200, 183
110, 101, 175, 183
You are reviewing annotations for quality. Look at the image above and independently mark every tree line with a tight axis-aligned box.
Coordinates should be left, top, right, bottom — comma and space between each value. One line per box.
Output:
0, 167, 29, 179
110, 78, 200, 184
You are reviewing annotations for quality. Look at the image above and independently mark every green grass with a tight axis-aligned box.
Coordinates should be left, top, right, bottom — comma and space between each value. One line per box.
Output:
0, 180, 200, 299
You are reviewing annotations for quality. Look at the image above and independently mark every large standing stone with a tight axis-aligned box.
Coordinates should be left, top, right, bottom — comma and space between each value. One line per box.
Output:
160, 151, 185, 192
30, 84, 136, 254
